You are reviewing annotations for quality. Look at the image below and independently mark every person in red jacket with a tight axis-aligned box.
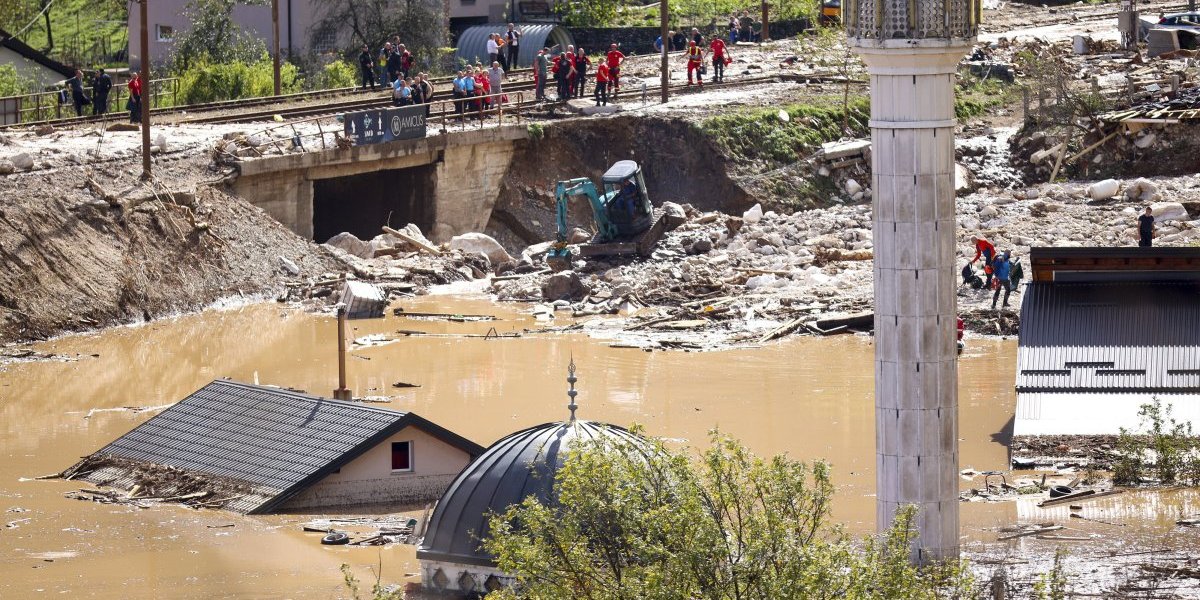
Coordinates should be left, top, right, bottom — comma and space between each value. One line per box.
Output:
127, 72, 143, 123
970, 236, 996, 287
709, 36, 728, 83
606, 43, 625, 95
684, 41, 705, 86
594, 62, 610, 106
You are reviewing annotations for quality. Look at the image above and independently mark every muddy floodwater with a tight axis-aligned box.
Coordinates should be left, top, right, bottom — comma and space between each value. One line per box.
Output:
1, 295, 1197, 598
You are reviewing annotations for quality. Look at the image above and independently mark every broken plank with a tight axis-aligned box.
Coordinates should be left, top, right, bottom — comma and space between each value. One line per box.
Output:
759, 317, 805, 343
1038, 489, 1123, 508
1036, 534, 1092, 541
392, 310, 497, 321
998, 525, 1064, 541
382, 226, 441, 255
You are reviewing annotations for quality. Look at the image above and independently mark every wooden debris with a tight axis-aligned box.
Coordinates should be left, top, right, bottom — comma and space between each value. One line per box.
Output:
382, 226, 441, 255
759, 317, 805, 343
998, 525, 1064, 540
392, 309, 496, 321
1038, 489, 1123, 508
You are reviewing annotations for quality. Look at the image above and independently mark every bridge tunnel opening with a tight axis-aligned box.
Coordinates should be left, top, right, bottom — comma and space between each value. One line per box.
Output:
311, 166, 437, 243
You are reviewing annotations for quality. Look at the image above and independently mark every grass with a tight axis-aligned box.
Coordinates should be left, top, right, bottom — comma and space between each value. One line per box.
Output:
956, 75, 1020, 120
702, 95, 871, 167
3, 0, 128, 68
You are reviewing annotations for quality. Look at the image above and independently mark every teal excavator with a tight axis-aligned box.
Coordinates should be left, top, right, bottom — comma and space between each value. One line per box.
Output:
546, 160, 667, 271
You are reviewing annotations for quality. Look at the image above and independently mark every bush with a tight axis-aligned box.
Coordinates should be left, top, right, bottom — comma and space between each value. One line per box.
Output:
0, 64, 30, 98
177, 56, 302, 104
313, 59, 358, 90
1114, 398, 1198, 486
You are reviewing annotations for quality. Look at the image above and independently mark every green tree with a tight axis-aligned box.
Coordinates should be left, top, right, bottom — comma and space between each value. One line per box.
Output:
310, 0, 446, 68
484, 430, 972, 599
0, 63, 31, 97
555, 0, 621, 27
171, 0, 267, 71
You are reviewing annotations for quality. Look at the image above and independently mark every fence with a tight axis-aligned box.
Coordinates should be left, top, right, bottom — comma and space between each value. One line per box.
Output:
0, 78, 178, 126
235, 91, 528, 158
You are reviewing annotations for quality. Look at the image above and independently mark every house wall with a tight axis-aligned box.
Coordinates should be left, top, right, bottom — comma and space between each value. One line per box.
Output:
128, 0, 319, 69
0, 48, 67, 87
280, 426, 473, 510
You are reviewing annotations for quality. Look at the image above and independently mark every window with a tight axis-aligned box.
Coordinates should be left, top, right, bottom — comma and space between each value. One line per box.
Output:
156, 25, 174, 42
391, 441, 412, 471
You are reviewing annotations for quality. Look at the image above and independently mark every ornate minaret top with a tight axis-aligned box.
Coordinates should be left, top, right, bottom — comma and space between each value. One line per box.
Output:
566, 359, 579, 423
844, 0, 978, 43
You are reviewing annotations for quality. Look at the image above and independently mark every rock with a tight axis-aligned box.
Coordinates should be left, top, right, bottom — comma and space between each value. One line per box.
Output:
34, 125, 55, 136
1151, 202, 1189, 222
106, 122, 141, 132
742, 203, 763, 224
567, 227, 592, 244
278, 256, 301, 275
844, 179, 862, 195
689, 239, 713, 255
522, 241, 554, 262
0, 159, 13, 175
1087, 179, 1120, 200
978, 205, 999, 220
1124, 178, 1159, 203
662, 201, 687, 229
324, 232, 374, 259
1134, 132, 1156, 149
449, 232, 514, 265
541, 271, 589, 301
725, 216, 743, 235
745, 274, 777, 290
154, 134, 168, 152
954, 163, 973, 192
9, 153, 34, 170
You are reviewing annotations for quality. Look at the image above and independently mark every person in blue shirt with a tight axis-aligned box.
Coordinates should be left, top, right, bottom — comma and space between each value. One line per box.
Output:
991, 250, 1013, 310
654, 35, 664, 52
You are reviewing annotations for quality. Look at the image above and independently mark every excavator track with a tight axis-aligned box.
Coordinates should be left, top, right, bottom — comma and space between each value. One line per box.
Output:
577, 209, 667, 259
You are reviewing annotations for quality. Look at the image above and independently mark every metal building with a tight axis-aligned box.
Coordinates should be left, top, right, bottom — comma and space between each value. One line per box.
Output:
455, 24, 574, 69
1015, 247, 1200, 436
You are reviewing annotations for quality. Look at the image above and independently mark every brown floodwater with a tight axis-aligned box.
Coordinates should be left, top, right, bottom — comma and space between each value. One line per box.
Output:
0, 295, 1195, 598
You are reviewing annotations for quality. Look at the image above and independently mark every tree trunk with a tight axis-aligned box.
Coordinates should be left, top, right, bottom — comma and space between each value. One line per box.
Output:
41, 0, 53, 52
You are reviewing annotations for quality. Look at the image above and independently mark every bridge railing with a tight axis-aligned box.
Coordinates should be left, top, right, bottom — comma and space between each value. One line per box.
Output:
232, 91, 528, 158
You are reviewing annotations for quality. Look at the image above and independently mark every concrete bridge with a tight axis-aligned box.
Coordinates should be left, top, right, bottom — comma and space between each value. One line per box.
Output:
230, 125, 528, 243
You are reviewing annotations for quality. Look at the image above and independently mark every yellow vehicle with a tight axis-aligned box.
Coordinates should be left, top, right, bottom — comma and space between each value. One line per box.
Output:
820, 0, 842, 25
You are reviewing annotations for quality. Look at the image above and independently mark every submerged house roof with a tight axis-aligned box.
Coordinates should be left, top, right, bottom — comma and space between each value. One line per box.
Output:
1014, 247, 1200, 436
70, 380, 484, 513
0, 28, 75, 80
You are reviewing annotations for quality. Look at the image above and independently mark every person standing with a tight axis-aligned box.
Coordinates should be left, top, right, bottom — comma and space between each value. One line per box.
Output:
452, 70, 468, 117
358, 44, 377, 90
91, 69, 112, 115
386, 45, 403, 84
691, 27, 703, 47
991, 251, 1012, 310
685, 41, 705, 87
397, 44, 414, 80
594, 61, 610, 106
709, 36, 727, 83
553, 49, 574, 101
1138, 206, 1155, 247
488, 61, 505, 104
534, 48, 549, 101
573, 48, 590, 98
418, 73, 434, 115
377, 42, 392, 84
606, 43, 624, 96
66, 70, 89, 117
970, 236, 996, 287
127, 71, 142, 123
729, 13, 740, 43
505, 24, 521, 70
672, 30, 687, 51
487, 34, 501, 69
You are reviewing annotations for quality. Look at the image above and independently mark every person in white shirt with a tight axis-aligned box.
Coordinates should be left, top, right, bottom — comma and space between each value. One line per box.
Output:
487, 34, 501, 68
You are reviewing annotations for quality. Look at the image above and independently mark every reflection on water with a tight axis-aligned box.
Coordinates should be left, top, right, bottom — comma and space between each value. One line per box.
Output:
0, 296, 1150, 598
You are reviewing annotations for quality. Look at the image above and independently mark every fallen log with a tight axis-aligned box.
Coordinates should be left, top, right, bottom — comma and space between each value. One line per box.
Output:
382, 226, 441, 255
815, 312, 873, 332
1038, 489, 1123, 508
997, 525, 1064, 541
759, 317, 805, 343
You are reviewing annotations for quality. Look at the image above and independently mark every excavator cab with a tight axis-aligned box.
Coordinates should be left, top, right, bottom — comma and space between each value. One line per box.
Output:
599, 160, 652, 236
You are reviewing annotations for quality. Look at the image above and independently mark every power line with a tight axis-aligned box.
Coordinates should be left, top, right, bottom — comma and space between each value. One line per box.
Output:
3, 0, 59, 42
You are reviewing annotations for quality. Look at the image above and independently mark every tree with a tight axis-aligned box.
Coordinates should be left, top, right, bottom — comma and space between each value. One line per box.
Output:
171, 0, 267, 71
310, 0, 446, 65
484, 430, 973, 600
555, 0, 621, 27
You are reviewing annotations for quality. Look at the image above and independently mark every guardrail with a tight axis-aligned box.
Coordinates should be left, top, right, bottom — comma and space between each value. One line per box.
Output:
232, 91, 529, 158
0, 77, 178, 125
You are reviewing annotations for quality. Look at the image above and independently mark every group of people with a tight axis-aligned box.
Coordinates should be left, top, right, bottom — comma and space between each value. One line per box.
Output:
969, 237, 1021, 310
450, 62, 507, 117
486, 24, 523, 71
533, 44, 624, 106
389, 72, 436, 108
653, 27, 733, 87
358, 36, 415, 90
60, 69, 143, 124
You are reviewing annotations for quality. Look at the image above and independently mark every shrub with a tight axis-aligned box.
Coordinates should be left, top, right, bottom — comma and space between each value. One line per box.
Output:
1114, 398, 1197, 485
313, 59, 358, 90
177, 56, 302, 104
0, 64, 30, 98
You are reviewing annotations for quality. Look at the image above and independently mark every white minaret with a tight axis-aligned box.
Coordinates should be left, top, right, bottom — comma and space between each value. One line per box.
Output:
846, 0, 977, 562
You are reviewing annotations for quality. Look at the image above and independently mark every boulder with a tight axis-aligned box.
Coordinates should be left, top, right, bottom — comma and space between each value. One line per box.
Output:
1134, 132, 1156, 149
541, 271, 589, 301
0, 159, 13, 175
742, 203, 763, 224
567, 227, 592, 244
9, 153, 34, 170
1124, 178, 1159, 203
278, 255, 301, 275
978, 205, 999, 220
954, 163, 973, 192
450, 232, 514, 265
662, 201, 687, 229
745, 274, 777, 290
844, 179, 862, 195
324, 232, 374, 259
689, 238, 713, 254
1151, 201, 1190, 222
1087, 179, 1120, 200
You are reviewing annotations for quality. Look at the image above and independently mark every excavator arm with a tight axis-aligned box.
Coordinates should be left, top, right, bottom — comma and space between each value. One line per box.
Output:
554, 178, 613, 244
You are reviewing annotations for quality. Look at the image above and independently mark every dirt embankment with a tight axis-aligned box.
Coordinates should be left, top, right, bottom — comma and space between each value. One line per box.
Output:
485, 116, 754, 249
0, 184, 342, 343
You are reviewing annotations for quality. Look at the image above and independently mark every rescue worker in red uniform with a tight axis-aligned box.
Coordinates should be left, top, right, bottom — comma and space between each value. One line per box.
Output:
606, 44, 625, 96
970, 236, 997, 287
595, 62, 611, 106
709, 36, 728, 83
685, 41, 705, 86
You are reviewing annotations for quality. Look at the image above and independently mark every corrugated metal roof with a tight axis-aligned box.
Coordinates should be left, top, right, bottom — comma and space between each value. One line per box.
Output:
417, 420, 648, 567
1017, 282, 1200, 393
455, 24, 574, 69
72, 380, 483, 513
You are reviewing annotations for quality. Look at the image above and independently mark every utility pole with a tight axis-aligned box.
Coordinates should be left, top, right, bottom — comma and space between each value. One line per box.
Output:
761, 0, 769, 42
139, 0, 151, 181
272, 0, 281, 96
660, 0, 669, 103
